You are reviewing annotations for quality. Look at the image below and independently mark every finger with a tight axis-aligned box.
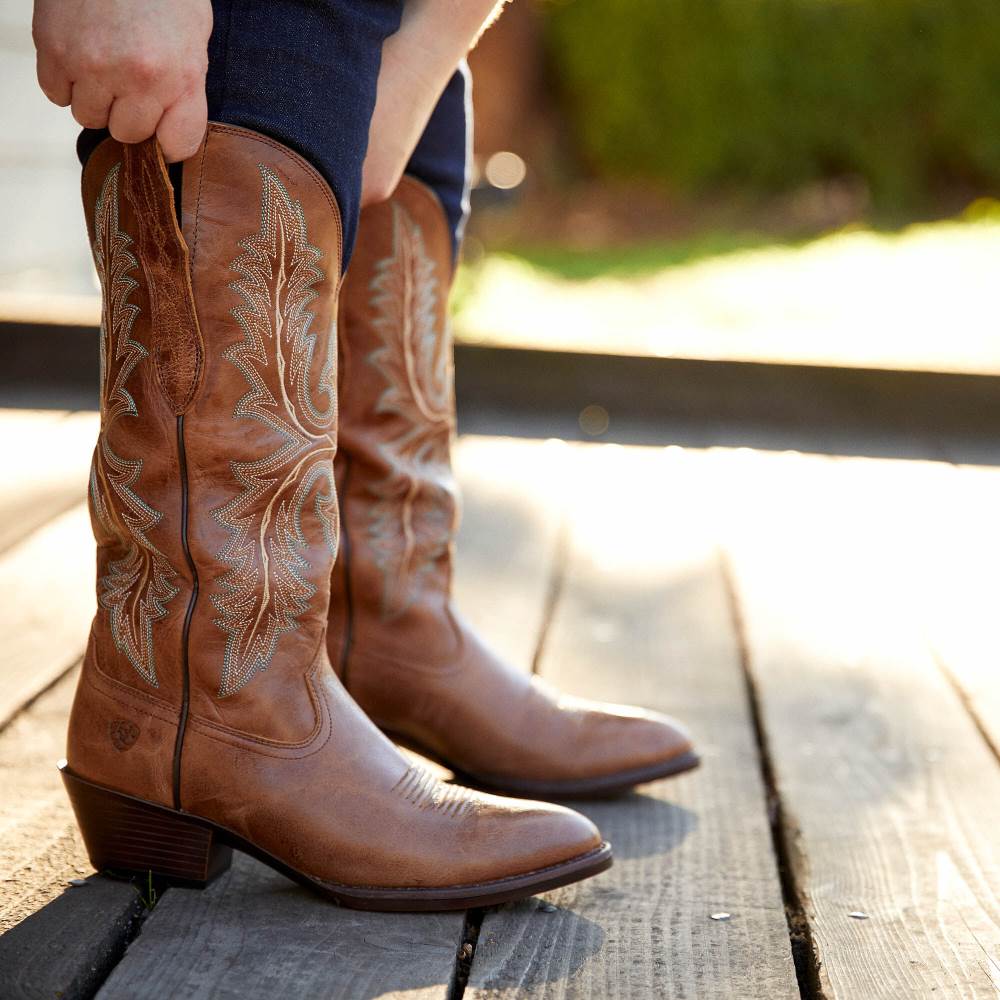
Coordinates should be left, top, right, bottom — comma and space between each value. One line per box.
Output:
156, 87, 207, 163
36, 51, 71, 107
108, 94, 164, 145
70, 79, 114, 129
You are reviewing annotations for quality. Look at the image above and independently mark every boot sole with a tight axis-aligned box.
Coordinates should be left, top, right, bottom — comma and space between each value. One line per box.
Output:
59, 761, 612, 911
383, 731, 702, 799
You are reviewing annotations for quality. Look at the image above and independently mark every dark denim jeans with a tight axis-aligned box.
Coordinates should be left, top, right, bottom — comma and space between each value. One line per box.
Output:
79, 0, 470, 268
406, 61, 472, 256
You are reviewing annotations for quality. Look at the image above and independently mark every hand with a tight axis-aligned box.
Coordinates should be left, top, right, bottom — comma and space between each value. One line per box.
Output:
32, 0, 212, 162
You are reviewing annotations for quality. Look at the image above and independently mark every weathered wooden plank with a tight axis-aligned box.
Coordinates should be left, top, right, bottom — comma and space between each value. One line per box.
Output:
0, 409, 67, 543
469, 445, 798, 999
0, 503, 95, 729
791, 454, 1000, 760
453, 435, 566, 673
0, 409, 97, 732
0, 665, 145, 1000
0, 408, 97, 554
0, 405, 138, 996
0, 875, 145, 1000
0, 667, 90, 932
97, 853, 466, 1000
721, 449, 1000, 998
911, 461, 1000, 757
97, 437, 564, 999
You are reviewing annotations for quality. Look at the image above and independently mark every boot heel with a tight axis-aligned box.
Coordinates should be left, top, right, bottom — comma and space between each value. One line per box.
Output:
59, 761, 232, 887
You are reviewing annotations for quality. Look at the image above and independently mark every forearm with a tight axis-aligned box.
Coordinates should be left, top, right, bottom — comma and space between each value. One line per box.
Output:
360, 0, 508, 203
387, 0, 508, 96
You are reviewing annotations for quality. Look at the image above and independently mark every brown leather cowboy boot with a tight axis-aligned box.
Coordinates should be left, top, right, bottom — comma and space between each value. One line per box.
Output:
61, 126, 610, 911
328, 176, 698, 799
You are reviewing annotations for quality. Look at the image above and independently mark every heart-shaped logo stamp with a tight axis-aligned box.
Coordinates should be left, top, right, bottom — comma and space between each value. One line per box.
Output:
109, 719, 140, 752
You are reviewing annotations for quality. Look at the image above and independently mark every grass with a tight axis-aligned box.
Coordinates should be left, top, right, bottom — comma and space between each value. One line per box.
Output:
453, 205, 1000, 375
493, 231, 802, 282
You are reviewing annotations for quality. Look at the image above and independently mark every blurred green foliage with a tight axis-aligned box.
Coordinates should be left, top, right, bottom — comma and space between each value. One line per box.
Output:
492, 231, 796, 280
544, 0, 1000, 208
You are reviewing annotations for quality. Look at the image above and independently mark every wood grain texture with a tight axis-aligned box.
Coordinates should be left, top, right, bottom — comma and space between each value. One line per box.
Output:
96, 437, 565, 999
912, 461, 1000, 759
0, 408, 96, 554
469, 445, 798, 999
0, 503, 95, 729
0, 874, 144, 1000
720, 449, 1000, 999
453, 436, 567, 673
96, 853, 464, 1000
0, 667, 90, 932
0, 665, 144, 999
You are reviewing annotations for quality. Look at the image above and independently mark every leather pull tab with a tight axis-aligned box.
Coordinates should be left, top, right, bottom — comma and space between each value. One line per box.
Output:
123, 139, 205, 414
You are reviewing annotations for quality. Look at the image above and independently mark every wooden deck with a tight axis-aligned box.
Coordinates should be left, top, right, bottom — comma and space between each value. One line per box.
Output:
1, 408, 998, 999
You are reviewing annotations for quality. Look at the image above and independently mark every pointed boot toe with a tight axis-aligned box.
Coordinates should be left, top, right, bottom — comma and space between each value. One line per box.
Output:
438, 690, 702, 800
567, 704, 702, 796
471, 793, 605, 873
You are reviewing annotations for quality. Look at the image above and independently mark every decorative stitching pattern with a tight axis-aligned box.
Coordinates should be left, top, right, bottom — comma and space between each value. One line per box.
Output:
123, 141, 204, 414
212, 165, 338, 698
392, 764, 475, 818
207, 125, 343, 249
89, 163, 179, 687
365, 202, 457, 620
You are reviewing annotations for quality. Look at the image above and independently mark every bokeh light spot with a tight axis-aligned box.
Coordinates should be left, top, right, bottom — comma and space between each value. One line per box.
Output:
579, 404, 610, 436
485, 151, 527, 191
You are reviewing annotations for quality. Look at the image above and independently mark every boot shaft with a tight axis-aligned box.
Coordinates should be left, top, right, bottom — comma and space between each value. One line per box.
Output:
331, 177, 459, 677
85, 140, 197, 705
83, 127, 343, 744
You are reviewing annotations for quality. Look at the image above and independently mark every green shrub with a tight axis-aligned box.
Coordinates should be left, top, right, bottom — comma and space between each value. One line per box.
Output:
544, 0, 1000, 209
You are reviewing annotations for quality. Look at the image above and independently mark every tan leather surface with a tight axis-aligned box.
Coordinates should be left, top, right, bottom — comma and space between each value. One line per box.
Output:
124, 142, 204, 414
68, 128, 601, 889
79, 138, 194, 702
67, 635, 180, 808
180, 651, 599, 887
330, 176, 694, 786
70, 137, 204, 807
179, 125, 343, 744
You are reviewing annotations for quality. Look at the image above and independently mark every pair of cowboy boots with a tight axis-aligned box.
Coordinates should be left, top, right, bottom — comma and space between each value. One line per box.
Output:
62, 126, 697, 910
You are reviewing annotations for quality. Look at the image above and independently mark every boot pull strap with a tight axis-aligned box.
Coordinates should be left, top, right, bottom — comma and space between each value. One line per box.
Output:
123, 139, 205, 415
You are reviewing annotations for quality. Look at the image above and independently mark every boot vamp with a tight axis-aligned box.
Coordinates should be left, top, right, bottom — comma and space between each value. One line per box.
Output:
350, 616, 694, 784
180, 658, 601, 888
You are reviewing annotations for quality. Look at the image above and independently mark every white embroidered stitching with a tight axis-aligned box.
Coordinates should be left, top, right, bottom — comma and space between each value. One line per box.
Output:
365, 202, 457, 620
391, 764, 475, 818
89, 163, 179, 686
211, 165, 338, 698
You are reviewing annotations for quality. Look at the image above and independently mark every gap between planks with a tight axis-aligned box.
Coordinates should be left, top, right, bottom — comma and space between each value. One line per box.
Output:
466, 443, 798, 1000
0, 502, 95, 732
0, 665, 146, 1000
0, 408, 97, 555
719, 550, 825, 1000
719, 449, 1000, 999
0, 407, 97, 731
917, 459, 1000, 765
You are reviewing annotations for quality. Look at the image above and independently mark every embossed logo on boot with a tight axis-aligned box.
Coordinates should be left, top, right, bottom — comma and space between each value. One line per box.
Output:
109, 719, 140, 752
